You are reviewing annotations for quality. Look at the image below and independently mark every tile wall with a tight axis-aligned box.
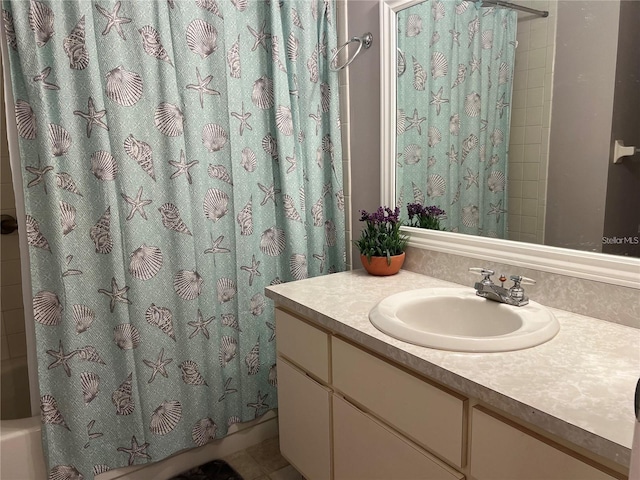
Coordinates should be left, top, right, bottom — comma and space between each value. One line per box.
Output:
507, 0, 557, 245
0, 70, 27, 365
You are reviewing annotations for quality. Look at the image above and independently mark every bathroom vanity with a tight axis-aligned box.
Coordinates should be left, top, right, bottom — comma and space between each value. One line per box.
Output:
265, 270, 638, 480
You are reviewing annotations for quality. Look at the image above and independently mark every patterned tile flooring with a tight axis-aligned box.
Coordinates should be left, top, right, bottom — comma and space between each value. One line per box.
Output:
221, 437, 304, 480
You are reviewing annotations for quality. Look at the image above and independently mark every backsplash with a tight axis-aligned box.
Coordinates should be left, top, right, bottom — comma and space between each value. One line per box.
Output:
404, 246, 640, 329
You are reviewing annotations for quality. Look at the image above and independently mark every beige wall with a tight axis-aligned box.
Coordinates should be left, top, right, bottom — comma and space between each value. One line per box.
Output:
507, 1, 557, 245
545, 1, 620, 252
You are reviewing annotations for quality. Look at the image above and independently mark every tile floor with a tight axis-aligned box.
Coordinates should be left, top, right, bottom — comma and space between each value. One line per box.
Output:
222, 437, 304, 480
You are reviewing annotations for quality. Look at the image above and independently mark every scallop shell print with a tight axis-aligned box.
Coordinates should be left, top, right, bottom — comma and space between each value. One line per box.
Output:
123, 134, 155, 180
203, 188, 229, 221
431, 52, 448, 79
63, 16, 89, 70
227, 36, 241, 78
208, 164, 233, 185
325, 220, 337, 247
290, 254, 308, 281
155, 103, 184, 137
397, 49, 406, 77
89, 207, 113, 254
241, 148, 257, 172
49, 465, 83, 480
41, 394, 69, 430
412, 182, 425, 205
15, 100, 37, 139
275, 106, 293, 135
73, 304, 95, 334
236, 198, 253, 236
428, 127, 442, 147
29, 1, 55, 47
159, 203, 192, 235
3, 10, 17, 51
179, 360, 208, 386
404, 144, 422, 165
245, 340, 260, 375
25, 215, 50, 251
461, 134, 479, 163
186, 19, 217, 59
427, 174, 446, 197
216, 278, 237, 303
48, 124, 72, 157
464, 92, 481, 117
150, 400, 182, 435
252, 76, 274, 110
412, 56, 426, 91
139, 25, 173, 65
487, 171, 506, 192
105, 66, 143, 107
261, 134, 278, 161
129, 244, 163, 280
114, 323, 141, 350
192, 418, 217, 446
33, 291, 63, 326
145, 304, 175, 340
250, 293, 265, 316
112, 373, 134, 415
80, 372, 99, 404
59, 201, 77, 235
174, 270, 204, 300
91, 150, 118, 180
432, 0, 446, 20
406, 14, 422, 37
202, 124, 227, 152
260, 227, 286, 256
218, 336, 237, 367
498, 61, 510, 85
462, 204, 480, 228
286, 33, 299, 61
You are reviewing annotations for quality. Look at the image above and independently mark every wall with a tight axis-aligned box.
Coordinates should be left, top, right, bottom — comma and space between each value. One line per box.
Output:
507, 1, 557, 245
346, 0, 382, 265
602, 0, 640, 257
545, 0, 620, 252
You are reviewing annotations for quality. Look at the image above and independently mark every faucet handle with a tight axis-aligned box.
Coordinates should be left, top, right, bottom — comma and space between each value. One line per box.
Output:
469, 267, 495, 285
509, 275, 535, 286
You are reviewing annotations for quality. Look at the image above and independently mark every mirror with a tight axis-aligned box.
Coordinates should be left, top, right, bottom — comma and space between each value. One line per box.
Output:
382, 0, 640, 258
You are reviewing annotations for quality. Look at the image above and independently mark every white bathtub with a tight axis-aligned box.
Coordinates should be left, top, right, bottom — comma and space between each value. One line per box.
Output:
0, 407, 278, 480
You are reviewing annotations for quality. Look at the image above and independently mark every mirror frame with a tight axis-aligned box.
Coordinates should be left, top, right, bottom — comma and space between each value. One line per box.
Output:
379, 0, 640, 289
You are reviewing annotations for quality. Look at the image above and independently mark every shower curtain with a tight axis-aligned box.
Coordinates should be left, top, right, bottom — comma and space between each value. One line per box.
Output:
396, 0, 516, 238
1, 0, 344, 477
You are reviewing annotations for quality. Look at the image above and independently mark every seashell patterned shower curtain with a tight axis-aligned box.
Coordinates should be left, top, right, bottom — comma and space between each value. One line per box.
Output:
396, 0, 516, 238
1, 0, 344, 477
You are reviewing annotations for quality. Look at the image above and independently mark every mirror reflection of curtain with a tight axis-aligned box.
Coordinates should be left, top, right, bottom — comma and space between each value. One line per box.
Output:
396, 0, 516, 238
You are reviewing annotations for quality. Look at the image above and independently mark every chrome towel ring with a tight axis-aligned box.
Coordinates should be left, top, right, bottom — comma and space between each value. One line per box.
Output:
330, 32, 373, 71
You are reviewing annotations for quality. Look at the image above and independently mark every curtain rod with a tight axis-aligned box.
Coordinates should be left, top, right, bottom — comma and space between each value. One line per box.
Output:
481, 0, 549, 17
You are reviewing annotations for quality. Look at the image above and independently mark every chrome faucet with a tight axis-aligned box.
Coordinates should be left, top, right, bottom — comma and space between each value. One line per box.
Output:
469, 268, 535, 307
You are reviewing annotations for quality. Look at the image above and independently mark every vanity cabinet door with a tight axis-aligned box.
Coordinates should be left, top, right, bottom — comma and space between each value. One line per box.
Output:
277, 358, 332, 480
275, 308, 330, 383
470, 407, 621, 480
332, 337, 466, 468
333, 395, 464, 480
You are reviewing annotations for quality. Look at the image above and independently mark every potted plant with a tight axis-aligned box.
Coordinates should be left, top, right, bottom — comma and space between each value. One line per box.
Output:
406, 203, 446, 231
354, 206, 409, 276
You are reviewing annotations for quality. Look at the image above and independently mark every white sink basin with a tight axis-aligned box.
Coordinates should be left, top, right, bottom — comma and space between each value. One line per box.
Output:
369, 288, 559, 352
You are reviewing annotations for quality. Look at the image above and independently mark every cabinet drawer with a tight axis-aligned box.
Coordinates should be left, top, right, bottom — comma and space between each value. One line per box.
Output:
277, 358, 332, 480
333, 395, 464, 480
470, 407, 620, 480
332, 337, 466, 468
276, 308, 330, 383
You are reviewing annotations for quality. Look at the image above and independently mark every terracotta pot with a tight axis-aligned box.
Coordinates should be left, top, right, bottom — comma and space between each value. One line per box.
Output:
360, 252, 405, 276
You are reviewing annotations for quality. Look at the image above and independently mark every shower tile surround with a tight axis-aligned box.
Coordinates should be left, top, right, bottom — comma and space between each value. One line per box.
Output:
507, 0, 557, 245
266, 269, 639, 474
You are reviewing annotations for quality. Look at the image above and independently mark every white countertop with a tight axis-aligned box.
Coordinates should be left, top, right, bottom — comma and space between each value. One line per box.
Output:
265, 269, 640, 469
